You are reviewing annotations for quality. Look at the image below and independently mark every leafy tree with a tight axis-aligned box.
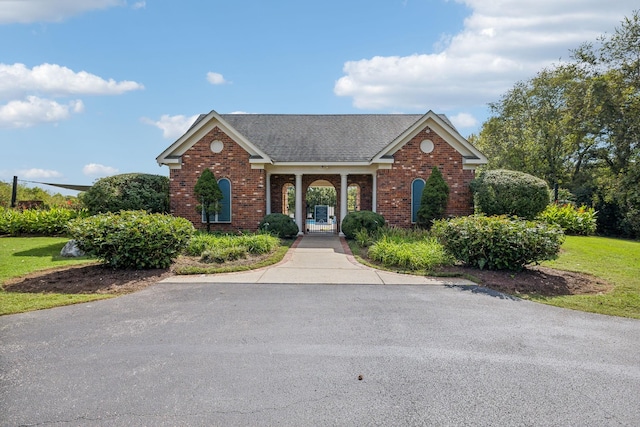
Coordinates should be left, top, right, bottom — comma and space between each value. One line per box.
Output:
473, 11, 640, 236
80, 173, 169, 215
194, 169, 223, 232
416, 167, 449, 228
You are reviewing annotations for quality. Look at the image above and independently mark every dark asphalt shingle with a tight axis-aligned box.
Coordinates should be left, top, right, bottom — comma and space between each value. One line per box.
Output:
219, 114, 426, 162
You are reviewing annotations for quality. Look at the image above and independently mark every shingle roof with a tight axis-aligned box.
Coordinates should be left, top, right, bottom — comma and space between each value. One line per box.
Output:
219, 114, 427, 162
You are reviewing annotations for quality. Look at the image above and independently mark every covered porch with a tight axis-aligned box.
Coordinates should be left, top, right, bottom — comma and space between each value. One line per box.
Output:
264, 165, 381, 236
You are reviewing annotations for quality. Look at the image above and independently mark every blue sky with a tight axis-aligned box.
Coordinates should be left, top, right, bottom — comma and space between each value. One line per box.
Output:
0, 0, 637, 195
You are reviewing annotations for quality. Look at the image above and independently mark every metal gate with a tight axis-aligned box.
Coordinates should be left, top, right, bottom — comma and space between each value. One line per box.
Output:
306, 205, 337, 234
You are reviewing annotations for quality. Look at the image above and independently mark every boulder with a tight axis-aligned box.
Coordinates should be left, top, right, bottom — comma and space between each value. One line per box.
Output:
60, 240, 85, 257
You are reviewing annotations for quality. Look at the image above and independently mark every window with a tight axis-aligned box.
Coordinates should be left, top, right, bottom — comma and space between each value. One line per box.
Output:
201, 178, 231, 223
411, 178, 425, 223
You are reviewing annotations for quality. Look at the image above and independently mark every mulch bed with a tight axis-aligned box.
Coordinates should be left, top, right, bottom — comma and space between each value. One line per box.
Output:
3, 258, 613, 298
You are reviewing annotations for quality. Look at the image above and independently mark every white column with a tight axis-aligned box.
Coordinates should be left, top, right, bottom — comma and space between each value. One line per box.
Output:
371, 172, 377, 213
295, 174, 303, 236
265, 172, 271, 215
339, 173, 348, 236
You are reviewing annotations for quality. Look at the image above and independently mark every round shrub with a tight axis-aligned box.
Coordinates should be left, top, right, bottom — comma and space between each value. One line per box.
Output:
80, 173, 169, 215
471, 169, 550, 219
68, 211, 195, 269
432, 215, 565, 271
259, 213, 299, 238
341, 210, 386, 239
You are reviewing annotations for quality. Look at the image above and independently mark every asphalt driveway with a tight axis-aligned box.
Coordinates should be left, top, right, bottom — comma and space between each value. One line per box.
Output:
1, 280, 639, 426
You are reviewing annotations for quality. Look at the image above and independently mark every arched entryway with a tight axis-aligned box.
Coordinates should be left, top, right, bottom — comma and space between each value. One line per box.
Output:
305, 179, 337, 234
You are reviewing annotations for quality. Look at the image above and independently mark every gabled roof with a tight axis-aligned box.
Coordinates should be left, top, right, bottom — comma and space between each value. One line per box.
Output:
156, 110, 487, 167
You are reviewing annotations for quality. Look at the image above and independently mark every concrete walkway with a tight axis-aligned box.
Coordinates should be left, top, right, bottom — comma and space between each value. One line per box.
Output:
163, 234, 472, 285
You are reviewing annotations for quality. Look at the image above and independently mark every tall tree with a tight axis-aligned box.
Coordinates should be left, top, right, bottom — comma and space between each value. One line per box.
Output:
194, 169, 223, 232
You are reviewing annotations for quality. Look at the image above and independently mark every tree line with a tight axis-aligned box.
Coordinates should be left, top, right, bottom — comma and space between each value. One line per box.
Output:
473, 11, 640, 238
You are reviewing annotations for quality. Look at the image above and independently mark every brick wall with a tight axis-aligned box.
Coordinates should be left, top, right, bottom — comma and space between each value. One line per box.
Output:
376, 127, 475, 227
169, 125, 474, 231
169, 126, 265, 232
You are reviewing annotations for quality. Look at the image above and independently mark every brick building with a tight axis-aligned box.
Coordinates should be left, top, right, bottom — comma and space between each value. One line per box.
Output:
156, 110, 487, 235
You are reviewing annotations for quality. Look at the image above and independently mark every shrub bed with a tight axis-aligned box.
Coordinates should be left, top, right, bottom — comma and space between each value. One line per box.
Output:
0, 207, 87, 236
432, 215, 564, 271
184, 232, 280, 263
68, 211, 194, 269
537, 203, 597, 235
368, 236, 452, 270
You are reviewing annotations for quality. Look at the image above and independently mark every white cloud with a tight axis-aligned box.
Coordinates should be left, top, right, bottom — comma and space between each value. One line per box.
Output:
0, 63, 144, 99
449, 112, 478, 129
82, 163, 119, 177
0, 0, 123, 24
131, 1, 146, 10
142, 114, 200, 139
0, 96, 84, 128
334, 0, 637, 112
18, 168, 64, 179
206, 72, 228, 85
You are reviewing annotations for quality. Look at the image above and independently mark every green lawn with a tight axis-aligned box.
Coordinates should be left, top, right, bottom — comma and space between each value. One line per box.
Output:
538, 236, 640, 319
0, 237, 109, 315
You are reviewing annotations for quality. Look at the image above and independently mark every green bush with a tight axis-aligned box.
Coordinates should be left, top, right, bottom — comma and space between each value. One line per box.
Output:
537, 203, 597, 235
341, 210, 386, 239
432, 215, 565, 271
68, 211, 194, 269
259, 213, 299, 238
368, 236, 452, 270
0, 207, 87, 236
471, 169, 550, 219
417, 167, 449, 228
184, 232, 279, 257
80, 173, 169, 215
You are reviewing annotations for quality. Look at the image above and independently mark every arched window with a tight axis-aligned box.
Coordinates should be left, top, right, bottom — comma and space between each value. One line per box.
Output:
201, 178, 231, 223
411, 178, 425, 224
217, 178, 231, 222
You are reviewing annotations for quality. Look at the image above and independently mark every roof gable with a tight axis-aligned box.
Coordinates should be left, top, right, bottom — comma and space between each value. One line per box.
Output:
156, 110, 487, 167
372, 111, 487, 166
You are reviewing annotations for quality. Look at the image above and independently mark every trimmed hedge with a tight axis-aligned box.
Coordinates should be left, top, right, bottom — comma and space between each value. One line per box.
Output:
259, 213, 299, 238
341, 210, 386, 239
80, 173, 169, 215
537, 203, 597, 235
68, 211, 194, 269
432, 215, 565, 271
0, 207, 87, 236
471, 169, 550, 219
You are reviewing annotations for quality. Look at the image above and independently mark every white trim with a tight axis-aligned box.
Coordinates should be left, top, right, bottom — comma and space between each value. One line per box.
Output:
295, 174, 303, 236
266, 172, 271, 215
371, 110, 488, 167
372, 173, 377, 213
339, 174, 348, 237
156, 110, 273, 167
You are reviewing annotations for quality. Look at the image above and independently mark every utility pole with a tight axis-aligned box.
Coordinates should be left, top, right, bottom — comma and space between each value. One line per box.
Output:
10, 176, 18, 208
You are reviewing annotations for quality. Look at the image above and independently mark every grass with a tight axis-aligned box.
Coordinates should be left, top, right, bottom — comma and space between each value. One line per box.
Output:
537, 236, 640, 319
0, 237, 109, 316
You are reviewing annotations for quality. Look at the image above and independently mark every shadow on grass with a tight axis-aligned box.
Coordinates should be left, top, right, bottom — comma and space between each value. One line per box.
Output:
12, 242, 67, 257
445, 284, 521, 301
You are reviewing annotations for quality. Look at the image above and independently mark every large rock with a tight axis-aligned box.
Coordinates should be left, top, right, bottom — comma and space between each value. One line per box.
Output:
60, 240, 85, 257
